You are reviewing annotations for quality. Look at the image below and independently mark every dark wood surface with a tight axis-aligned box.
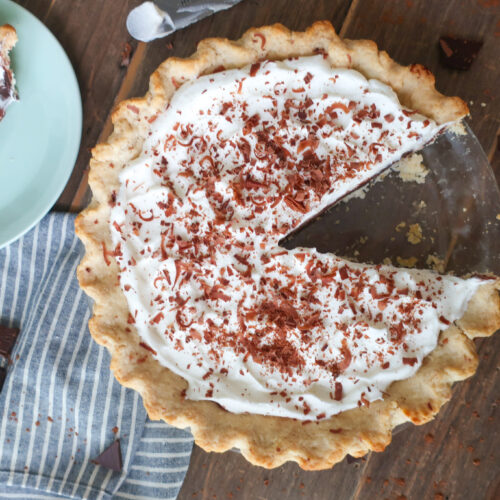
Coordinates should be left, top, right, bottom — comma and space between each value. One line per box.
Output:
15, 1, 500, 499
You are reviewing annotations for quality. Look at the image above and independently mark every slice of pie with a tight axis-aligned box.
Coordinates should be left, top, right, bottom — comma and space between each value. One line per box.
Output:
0, 24, 18, 122
76, 22, 500, 470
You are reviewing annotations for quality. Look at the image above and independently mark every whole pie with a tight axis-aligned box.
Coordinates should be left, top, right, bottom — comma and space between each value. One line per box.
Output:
0, 24, 18, 122
76, 22, 500, 470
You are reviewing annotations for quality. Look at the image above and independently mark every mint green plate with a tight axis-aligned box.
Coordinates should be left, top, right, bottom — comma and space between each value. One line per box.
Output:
0, 0, 82, 248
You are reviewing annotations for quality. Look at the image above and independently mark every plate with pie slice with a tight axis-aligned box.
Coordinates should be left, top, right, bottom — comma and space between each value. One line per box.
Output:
0, 0, 81, 249
76, 22, 500, 470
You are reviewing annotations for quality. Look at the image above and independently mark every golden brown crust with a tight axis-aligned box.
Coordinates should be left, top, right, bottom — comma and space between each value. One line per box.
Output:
76, 21, 498, 470
0, 24, 17, 56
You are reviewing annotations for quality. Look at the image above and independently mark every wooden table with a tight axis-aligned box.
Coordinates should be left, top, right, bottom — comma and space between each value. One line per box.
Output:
17, 1, 500, 498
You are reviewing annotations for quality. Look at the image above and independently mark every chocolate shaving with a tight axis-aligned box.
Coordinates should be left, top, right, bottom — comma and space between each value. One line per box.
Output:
92, 439, 122, 471
0, 325, 20, 358
438, 36, 483, 70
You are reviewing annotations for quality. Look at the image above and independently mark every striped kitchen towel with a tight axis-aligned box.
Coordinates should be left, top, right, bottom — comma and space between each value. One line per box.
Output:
0, 212, 193, 500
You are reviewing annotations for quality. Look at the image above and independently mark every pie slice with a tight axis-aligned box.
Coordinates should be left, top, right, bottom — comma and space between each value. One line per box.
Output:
76, 22, 500, 470
0, 24, 18, 122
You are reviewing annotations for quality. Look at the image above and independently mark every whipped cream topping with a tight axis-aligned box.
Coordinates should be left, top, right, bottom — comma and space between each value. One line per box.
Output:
0, 47, 17, 121
110, 55, 484, 419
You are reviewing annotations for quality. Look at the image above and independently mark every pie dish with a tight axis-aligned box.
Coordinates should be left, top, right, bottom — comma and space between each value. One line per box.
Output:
0, 24, 17, 122
76, 22, 500, 470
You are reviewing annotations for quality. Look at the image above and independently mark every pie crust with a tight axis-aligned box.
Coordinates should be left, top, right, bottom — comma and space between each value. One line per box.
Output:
0, 24, 16, 56
76, 22, 500, 470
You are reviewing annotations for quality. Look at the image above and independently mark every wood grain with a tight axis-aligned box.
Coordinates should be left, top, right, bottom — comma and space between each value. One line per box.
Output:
340, 0, 500, 168
352, 335, 500, 500
15, 0, 500, 498
180, 446, 370, 500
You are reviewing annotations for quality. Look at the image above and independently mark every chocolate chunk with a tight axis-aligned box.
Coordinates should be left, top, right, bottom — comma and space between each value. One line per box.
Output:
439, 36, 483, 70
92, 439, 122, 472
0, 325, 20, 358
0, 367, 6, 392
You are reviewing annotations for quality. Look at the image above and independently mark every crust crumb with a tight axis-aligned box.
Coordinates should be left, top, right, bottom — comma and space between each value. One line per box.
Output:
414, 200, 427, 213
396, 256, 418, 268
395, 221, 406, 232
342, 187, 367, 201
426, 254, 446, 273
407, 223, 423, 244
447, 121, 467, 136
394, 154, 429, 184
342, 169, 393, 202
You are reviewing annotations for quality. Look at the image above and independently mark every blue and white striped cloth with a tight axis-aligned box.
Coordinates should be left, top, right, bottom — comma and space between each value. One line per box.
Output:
0, 212, 193, 500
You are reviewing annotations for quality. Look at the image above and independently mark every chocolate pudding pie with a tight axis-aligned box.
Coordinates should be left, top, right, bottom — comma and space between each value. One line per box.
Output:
0, 24, 18, 122
76, 22, 500, 470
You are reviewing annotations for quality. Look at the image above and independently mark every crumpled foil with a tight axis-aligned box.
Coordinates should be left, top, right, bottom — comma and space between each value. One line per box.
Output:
127, 0, 243, 42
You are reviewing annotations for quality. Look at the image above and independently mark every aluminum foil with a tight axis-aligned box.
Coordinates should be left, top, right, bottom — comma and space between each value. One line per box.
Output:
127, 0, 243, 42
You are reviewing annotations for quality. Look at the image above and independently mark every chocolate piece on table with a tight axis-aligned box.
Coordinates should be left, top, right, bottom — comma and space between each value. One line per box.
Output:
0, 325, 20, 358
439, 36, 483, 70
92, 439, 122, 472
0, 367, 6, 392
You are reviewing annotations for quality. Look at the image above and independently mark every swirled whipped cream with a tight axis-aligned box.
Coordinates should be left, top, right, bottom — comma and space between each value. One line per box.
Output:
110, 55, 484, 420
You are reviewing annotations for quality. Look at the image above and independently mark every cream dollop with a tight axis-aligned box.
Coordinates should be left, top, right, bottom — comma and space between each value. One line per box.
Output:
110, 55, 483, 419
